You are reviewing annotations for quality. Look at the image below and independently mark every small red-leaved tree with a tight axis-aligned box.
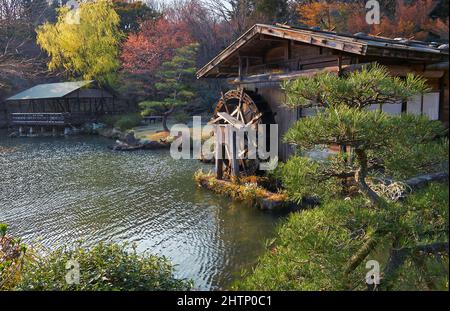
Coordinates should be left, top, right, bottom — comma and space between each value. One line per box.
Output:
121, 16, 193, 75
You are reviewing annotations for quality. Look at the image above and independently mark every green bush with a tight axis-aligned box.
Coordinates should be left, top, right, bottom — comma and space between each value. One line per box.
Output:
13, 242, 192, 291
235, 183, 449, 291
100, 113, 142, 131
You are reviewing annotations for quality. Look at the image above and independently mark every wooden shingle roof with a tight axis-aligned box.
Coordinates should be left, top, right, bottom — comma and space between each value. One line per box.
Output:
197, 24, 449, 79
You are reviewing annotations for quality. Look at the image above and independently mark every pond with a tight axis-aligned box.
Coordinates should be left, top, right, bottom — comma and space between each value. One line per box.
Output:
0, 134, 281, 290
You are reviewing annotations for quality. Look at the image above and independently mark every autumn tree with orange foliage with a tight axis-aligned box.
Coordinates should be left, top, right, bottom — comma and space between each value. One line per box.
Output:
296, 0, 356, 31
296, 0, 448, 42
121, 16, 193, 74
119, 15, 193, 102
348, 0, 449, 41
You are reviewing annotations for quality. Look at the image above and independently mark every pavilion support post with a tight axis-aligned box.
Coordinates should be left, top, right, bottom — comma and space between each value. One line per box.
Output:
214, 125, 223, 180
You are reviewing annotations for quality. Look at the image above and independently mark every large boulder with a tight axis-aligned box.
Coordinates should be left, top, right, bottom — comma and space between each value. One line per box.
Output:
123, 131, 139, 146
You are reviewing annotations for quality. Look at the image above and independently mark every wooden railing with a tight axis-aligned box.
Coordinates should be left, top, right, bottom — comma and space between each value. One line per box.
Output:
142, 116, 163, 124
10, 113, 90, 126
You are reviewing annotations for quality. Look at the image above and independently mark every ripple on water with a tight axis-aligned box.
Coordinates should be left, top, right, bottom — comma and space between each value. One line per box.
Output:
0, 135, 281, 290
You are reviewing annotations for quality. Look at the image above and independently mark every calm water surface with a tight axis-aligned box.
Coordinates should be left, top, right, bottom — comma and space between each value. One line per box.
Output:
0, 134, 281, 290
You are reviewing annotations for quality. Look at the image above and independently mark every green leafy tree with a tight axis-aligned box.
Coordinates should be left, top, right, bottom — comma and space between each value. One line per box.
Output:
139, 43, 199, 132
36, 0, 123, 87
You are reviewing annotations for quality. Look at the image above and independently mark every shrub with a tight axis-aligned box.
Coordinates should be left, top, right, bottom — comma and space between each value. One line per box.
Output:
14, 242, 192, 291
100, 113, 142, 131
0, 224, 28, 290
16, 243, 191, 291
1, 229, 192, 291
114, 114, 142, 131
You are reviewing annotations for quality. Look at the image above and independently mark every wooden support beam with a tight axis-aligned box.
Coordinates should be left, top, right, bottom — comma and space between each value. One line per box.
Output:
259, 26, 366, 55
426, 61, 449, 71
259, 34, 288, 42
228, 126, 239, 178
341, 63, 445, 78
230, 66, 340, 84
214, 126, 223, 180
216, 112, 245, 129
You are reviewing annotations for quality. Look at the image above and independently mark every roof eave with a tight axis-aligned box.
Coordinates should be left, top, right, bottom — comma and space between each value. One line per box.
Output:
196, 24, 261, 79
197, 24, 448, 79
196, 24, 368, 79
5, 80, 94, 101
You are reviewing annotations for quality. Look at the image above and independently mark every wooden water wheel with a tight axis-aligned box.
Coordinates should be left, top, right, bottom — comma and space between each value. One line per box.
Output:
210, 89, 275, 178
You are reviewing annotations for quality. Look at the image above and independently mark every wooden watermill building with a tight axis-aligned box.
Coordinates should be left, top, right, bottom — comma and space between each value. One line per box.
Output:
197, 24, 449, 178
5, 80, 117, 131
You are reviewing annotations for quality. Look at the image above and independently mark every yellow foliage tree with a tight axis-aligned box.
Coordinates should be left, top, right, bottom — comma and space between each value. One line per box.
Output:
36, 0, 123, 87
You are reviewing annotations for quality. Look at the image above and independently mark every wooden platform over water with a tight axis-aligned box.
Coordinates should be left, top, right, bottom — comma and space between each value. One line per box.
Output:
10, 113, 92, 126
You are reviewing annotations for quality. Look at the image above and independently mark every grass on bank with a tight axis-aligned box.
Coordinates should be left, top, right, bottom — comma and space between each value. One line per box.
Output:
194, 170, 289, 209
134, 125, 214, 143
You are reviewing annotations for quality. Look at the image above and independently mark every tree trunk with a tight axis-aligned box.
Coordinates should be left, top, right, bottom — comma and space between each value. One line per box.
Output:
343, 235, 379, 289
162, 106, 175, 132
354, 148, 388, 209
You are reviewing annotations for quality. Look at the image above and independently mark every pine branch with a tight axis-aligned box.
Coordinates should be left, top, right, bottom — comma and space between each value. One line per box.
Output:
381, 242, 449, 290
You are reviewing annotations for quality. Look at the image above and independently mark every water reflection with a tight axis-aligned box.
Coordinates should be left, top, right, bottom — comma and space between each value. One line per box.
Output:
0, 135, 281, 290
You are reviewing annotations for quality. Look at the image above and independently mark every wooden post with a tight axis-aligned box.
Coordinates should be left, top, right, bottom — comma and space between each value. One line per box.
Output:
214, 125, 223, 180
228, 126, 239, 178
245, 57, 249, 76
238, 55, 242, 81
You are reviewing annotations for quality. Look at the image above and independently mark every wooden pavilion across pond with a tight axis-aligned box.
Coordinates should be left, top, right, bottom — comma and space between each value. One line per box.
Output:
5, 81, 118, 133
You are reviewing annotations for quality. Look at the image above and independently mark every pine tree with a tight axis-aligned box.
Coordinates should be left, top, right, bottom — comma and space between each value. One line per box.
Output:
139, 43, 199, 132
281, 64, 446, 207
278, 64, 448, 288
255, 0, 289, 23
